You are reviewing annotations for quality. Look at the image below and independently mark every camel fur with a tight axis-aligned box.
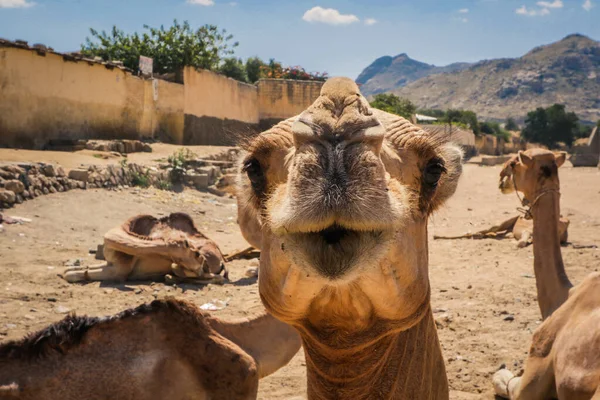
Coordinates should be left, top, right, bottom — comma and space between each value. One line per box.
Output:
62, 213, 228, 283
493, 149, 600, 400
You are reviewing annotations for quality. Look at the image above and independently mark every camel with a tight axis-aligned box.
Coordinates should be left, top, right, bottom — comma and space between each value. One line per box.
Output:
434, 213, 569, 248
236, 77, 463, 399
0, 298, 301, 399
62, 213, 229, 283
492, 149, 600, 399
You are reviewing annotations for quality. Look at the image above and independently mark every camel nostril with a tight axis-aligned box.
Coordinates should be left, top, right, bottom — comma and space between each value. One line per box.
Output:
319, 225, 349, 245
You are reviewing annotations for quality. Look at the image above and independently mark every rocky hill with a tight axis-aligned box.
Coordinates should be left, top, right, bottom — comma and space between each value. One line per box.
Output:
356, 53, 471, 96
358, 34, 600, 123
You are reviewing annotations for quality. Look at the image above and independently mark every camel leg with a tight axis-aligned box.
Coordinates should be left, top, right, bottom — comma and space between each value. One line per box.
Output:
171, 264, 201, 278
434, 216, 519, 240
62, 252, 137, 283
517, 230, 531, 248
493, 357, 554, 400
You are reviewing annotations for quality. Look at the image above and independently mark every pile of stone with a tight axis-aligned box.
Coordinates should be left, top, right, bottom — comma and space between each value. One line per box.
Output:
0, 162, 167, 209
163, 148, 240, 192
85, 140, 152, 154
0, 163, 84, 209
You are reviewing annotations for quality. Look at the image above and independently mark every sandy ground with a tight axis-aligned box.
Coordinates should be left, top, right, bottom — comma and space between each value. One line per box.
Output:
0, 157, 599, 399
0, 143, 232, 170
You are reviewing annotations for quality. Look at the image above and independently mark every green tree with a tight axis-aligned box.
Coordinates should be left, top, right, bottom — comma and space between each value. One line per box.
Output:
505, 118, 519, 131
457, 110, 480, 135
370, 94, 416, 119
245, 57, 266, 83
81, 20, 238, 78
219, 57, 248, 82
521, 104, 578, 148
480, 121, 510, 141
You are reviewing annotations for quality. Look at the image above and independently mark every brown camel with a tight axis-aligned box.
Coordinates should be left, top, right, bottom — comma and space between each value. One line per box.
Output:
434, 213, 569, 248
0, 298, 301, 399
62, 213, 228, 283
236, 77, 463, 399
493, 149, 600, 399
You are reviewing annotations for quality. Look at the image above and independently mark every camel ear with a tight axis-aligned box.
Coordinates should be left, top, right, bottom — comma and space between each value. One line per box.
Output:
554, 151, 567, 168
518, 151, 533, 167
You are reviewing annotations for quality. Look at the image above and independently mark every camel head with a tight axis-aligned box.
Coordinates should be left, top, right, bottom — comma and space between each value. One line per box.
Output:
237, 77, 462, 333
499, 149, 566, 204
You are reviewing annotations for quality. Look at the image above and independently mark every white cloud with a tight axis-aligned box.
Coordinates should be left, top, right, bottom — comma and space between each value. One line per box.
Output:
187, 0, 214, 6
302, 6, 359, 25
583, 0, 594, 10
515, 5, 550, 15
364, 18, 377, 25
0, 0, 34, 8
536, 0, 563, 8
458, 8, 469, 13
461, 17, 469, 22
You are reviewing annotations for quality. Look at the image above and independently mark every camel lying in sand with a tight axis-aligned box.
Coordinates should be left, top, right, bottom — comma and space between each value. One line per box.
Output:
0, 298, 301, 399
236, 77, 463, 398
434, 213, 569, 248
62, 213, 228, 283
493, 149, 600, 399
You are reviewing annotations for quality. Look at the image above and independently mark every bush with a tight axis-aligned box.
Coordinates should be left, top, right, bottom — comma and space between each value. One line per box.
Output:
370, 94, 416, 119
167, 149, 196, 184
480, 121, 511, 141
81, 20, 237, 76
219, 57, 248, 82
505, 118, 519, 131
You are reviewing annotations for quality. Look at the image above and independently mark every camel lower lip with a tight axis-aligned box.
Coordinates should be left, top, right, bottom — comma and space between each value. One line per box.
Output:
285, 226, 387, 279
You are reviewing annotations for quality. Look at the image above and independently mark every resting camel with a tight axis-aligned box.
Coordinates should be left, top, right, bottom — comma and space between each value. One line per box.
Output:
236, 77, 463, 398
0, 298, 301, 399
493, 149, 600, 399
62, 213, 229, 283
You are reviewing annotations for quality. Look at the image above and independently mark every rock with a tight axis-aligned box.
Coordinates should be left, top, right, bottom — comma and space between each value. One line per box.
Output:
217, 174, 237, 188
48, 186, 57, 194
34, 189, 43, 197
54, 305, 70, 314
4, 180, 24, 194
95, 244, 105, 260
22, 190, 30, 199
42, 187, 49, 195
503, 315, 515, 321
188, 173, 209, 190
142, 143, 152, 152
0, 189, 16, 204
42, 164, 57, 177
15, 195, 23, 204
56, 166, 66, 177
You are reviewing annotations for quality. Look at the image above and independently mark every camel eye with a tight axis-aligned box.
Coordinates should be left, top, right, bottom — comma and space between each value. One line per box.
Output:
423, 158, 446, 187
243, 158, 266, 195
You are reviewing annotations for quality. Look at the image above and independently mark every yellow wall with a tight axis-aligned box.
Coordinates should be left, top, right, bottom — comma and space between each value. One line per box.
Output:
0, 45, 327, 148
0, 46, 185, 148
184, 67, 258, 123
257, 79, 324, 121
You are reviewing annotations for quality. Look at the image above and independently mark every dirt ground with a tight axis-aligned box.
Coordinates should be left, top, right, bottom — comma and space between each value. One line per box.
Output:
0, 152, 599, 399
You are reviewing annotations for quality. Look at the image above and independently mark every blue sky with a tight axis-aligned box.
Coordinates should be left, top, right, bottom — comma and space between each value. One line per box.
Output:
0, 0, 598, 79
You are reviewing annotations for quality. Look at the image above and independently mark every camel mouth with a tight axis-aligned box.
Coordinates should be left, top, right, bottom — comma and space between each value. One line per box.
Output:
285, 225, 389, 279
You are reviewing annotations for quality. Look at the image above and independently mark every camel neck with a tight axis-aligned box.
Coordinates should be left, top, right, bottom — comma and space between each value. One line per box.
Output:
299, 307, 448, 400
208, 312, 301, 379
531, 190, 572, 320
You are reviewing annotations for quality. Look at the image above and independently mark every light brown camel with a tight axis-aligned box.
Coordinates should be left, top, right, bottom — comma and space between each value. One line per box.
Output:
62, 213, 229, 283
0, 298, 301, 399
434, 213, 569, 248
493, 149, 600, 400
236, 77, 463, 399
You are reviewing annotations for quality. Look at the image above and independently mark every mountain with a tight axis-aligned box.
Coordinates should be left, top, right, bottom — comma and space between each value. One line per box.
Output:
357, 34, 600, 123
356, 53, 472, 96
